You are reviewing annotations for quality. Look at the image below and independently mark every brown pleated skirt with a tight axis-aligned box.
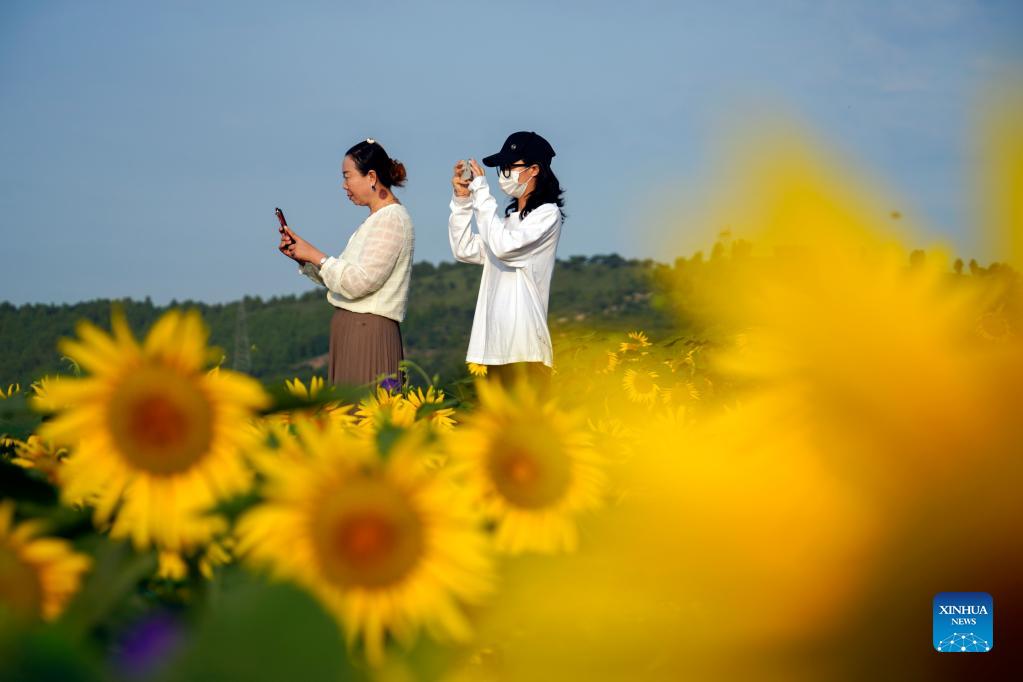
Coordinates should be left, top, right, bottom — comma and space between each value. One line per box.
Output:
327, 307, 404, 387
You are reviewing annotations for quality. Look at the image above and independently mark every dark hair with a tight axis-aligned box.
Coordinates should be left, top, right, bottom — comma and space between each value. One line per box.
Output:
504, 160, 565, 220
344, 139, 407, 188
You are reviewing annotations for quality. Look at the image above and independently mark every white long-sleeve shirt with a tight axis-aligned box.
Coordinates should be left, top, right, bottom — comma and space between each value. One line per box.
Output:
299, 203, 414, 322
448, 175, 562, 367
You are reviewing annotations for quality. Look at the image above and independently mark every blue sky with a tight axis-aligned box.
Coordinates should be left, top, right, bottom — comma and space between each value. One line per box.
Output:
1, 0, 1021, 305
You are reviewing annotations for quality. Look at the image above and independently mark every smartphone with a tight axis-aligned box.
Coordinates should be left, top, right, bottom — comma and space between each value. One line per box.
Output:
460, 160, 472, 181
275, 207, 295, 244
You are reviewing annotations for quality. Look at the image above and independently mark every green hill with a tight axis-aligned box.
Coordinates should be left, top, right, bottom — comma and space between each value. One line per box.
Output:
5, 248, 1010, 394
0, 255, 680, 391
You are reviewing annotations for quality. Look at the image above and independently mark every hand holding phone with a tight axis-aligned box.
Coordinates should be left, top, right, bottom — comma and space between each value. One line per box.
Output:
276, 207, 299, 262
276, 207, 294, 243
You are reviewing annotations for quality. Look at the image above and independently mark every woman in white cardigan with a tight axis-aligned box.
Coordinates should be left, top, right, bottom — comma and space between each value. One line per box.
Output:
279, 139, 414, 387
448, 131, 565, 391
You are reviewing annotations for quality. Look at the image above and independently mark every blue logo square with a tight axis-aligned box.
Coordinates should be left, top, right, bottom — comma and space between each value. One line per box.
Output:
933, 592, 993, 652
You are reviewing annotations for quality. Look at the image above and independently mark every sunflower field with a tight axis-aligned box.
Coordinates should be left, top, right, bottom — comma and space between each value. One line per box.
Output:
2, 102, 1022, 681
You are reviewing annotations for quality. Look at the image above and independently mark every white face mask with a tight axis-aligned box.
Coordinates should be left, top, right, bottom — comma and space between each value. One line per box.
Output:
498, 168, 530, 198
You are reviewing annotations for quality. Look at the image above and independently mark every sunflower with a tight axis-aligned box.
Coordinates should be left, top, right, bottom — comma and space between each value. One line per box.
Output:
154, 535, 235, 581
588, 416, 629, 438
662, 380, 701, 404
354, 387, 417, 433
652, 404, 689, 428
0, 501, 91, 621
619, 330, 652, 353
663, 346, 701, 375
285, 376, 326, 400
628, 330, 651, 346
444, 380, 605, 555
622, 369, 662, 405
0, 385, 19, 445
273, 376, 357, 430
467, 363, 488, 377
10, 435, 68, 486
975, 309, 1013, 342
406, 386, 456, 432
236, 419, 493, 665
604, 351, 620, 373
157, 551, 189, 581
28, 376, 62, 413
38, 308, 268, 553
586, 417, 637, 467
198, 537, 235, 579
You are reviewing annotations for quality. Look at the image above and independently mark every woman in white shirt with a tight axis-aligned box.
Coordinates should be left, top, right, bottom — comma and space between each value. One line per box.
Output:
448, 131, 564, 391
279, 138, 414, 387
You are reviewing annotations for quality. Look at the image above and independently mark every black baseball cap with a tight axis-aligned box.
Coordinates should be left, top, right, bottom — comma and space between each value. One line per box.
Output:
482, 131, 556, 168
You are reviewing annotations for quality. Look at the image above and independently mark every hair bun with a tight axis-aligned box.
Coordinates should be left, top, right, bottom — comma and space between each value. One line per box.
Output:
389, 158, 407, 187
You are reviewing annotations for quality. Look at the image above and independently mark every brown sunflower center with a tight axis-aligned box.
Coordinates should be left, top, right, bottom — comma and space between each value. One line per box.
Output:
633, 373, 656, 394
312, 476, 425, 589
0, 546, 43, 620
107, 366, 214, 476
488, 439, 572, 510
977, 312, 1010, 340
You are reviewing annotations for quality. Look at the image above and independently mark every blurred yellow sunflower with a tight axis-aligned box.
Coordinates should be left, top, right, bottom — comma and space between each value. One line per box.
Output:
38, 308, 268, 553
10, 435, 68, 486
28, 376, 62, 413
662, 379, 701, 404
619, 330, 652, 353
622, 368, 662, 405
467, 363, 488, 377
237, 419, 493, 665
285, 375, 326, 400
663, 347, 698, 374
975, 308, 1013, 342
586, 416, 637, 469
354, 387, 417, 433
445, 380, 605, 554
155, 535, 235, 581
198, 536, 235, 580
629, 330, 651, 346
0, 384, 20, 441
156, 551, 189, 581
0, 501, 91, 621
273, 376, 356, 430
587, 416, 632, 440
406, 386, 456, 431
604, 351, 620, 373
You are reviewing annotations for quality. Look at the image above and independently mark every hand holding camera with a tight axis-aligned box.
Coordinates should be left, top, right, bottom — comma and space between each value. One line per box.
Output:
452, 159, 482, 197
